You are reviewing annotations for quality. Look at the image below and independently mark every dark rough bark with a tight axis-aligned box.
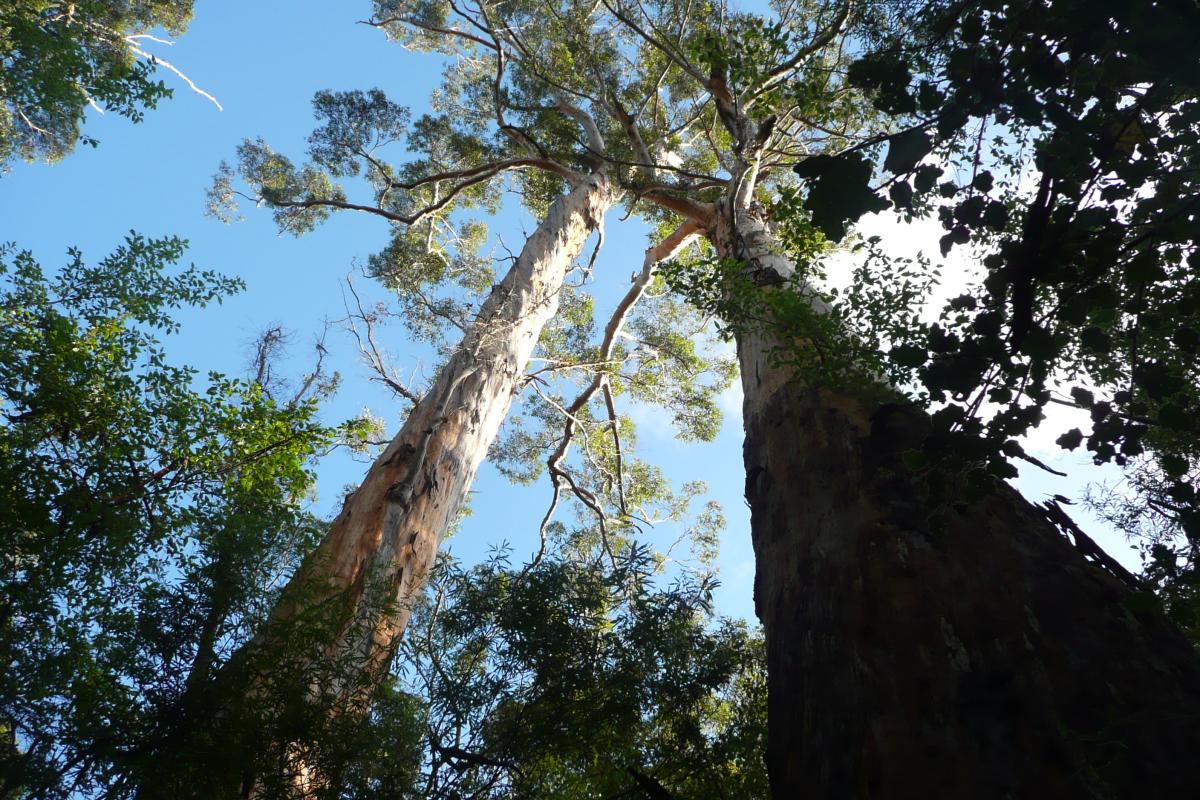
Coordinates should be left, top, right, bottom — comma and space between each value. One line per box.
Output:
706, 198, 1200, 799
739, 363, 1200, 799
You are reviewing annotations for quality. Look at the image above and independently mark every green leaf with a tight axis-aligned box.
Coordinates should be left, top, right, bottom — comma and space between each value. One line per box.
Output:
1162, 453, 1190, 478
890, 343, 927, 367
795, 153, 889, 241
1056, 429, 1084, 450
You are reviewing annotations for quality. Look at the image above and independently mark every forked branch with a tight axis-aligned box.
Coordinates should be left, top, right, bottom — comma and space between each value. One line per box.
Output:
530, 221, 703, 566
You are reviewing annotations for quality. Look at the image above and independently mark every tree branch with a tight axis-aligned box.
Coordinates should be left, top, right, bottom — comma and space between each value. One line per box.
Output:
746, 0, 854, 107
533, 221, 702, 559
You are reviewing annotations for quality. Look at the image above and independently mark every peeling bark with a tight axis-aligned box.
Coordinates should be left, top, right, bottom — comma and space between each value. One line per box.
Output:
274, 174, 614, 687
183, 177, 621, 789
717, 207, 1200, 799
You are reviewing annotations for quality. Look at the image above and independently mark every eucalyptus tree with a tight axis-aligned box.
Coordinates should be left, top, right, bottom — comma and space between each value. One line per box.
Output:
0, 1, 202, 168
724, 0, 1200, 795
202, 3, 644, 790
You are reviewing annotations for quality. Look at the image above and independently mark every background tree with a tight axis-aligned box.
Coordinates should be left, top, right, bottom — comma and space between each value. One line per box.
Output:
386, 523, 766, 800
0, 1, 208, 168
834, 0, 1200, 642
0, 236, 364, 798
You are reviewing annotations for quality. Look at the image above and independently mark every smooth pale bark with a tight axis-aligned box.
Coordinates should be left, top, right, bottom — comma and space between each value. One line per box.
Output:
264, 174, 617, 694
716, 205, 1200, 799
144, 178, 618, 800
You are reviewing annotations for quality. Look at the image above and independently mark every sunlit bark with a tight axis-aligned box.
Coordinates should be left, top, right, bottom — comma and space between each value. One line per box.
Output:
273, 174, 615, 690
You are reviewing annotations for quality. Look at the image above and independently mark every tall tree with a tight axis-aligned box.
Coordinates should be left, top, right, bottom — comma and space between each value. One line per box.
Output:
661, 0, 1200, 795
361, 0, 1200, 793
199, 0, 856, 789
202, 16, 625, 791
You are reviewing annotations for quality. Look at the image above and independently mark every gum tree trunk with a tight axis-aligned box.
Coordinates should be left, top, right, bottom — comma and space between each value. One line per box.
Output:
718, 206, 1200, 799
149, 181, 619, 800
268, 174, 616, 691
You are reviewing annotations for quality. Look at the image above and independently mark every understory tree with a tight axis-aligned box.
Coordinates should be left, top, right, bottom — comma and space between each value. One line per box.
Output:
0, 237, 358, 798
386, 524, 767, 799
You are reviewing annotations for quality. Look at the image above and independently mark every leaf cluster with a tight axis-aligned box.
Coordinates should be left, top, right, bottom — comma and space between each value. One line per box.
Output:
782, 0, 1200, 627
394, 535, 768, 799
0, 238, 353, 797
0, 1, 193, 167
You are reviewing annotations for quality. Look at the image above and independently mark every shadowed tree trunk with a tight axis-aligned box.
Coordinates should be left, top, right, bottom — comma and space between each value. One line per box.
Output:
719, 204, 1200, 799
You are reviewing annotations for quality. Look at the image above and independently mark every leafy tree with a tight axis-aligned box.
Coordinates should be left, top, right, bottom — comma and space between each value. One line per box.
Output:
329, 0, 1200, 794
0, 1, 197, 168
197, 0, 864, 790
391, 529, 767, 799
828, 0, 1200, 642
0, 236, 360, 797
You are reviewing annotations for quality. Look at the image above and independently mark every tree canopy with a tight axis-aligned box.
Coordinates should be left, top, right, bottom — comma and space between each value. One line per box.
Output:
0, 1, 196, 167
0, 236, 359, 796
5, 0, 1200, 796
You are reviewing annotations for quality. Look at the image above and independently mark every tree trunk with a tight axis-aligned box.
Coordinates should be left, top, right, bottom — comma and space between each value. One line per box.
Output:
276, 173, 614, 685
160, 175, 621, 799
718, 207, 1200, 799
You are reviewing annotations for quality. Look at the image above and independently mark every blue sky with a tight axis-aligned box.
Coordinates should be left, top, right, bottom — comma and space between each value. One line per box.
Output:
0, 0, 1142, 626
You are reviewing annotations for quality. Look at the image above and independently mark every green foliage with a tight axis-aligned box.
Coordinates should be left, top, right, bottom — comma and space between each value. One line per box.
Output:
793, 152, 889, 240
308, 89, 411, 178
622, 283, 738, 442
0, 1, 193, 167
396, 533, 768, 799
662, 218, 936, 400
778, 0, 1200, 631
0, 237, 357, 797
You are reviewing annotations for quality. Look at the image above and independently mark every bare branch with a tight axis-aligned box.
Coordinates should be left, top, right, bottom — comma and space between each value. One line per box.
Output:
390, 157, 580, 194
638, 188, 716, 226
127, 43, 223, 111
611, 91, 657, 182
274, 157, 580, 227
535, 221, 702, 547
340, 275, 423, 406
600, 0, 708, 88
602, 381, 627, 515
289, 325, 333, 406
